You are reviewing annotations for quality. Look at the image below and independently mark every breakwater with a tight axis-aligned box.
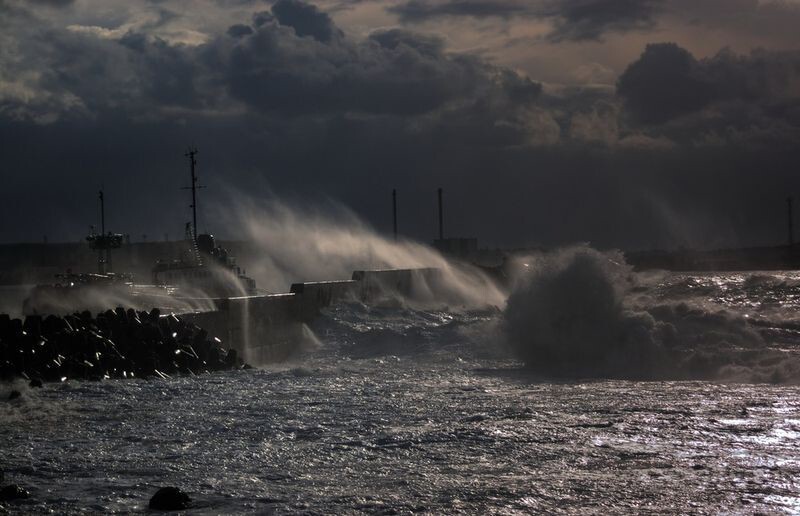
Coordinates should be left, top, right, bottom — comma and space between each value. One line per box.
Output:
0, 308, 245, 384
1, 268, 446, 378
184, 268, 444, 363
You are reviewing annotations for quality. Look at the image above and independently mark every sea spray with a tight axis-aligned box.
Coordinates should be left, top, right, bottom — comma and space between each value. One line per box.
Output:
504, 247, 665, 378
212, 192, 506, 308
503, 246, 800, 382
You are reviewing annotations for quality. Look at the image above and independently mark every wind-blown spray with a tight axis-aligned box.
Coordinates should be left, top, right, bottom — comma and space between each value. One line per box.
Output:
213, 193, 505, 308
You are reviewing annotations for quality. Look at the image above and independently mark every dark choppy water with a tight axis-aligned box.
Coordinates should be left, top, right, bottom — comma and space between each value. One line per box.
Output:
3, 271, 800, 514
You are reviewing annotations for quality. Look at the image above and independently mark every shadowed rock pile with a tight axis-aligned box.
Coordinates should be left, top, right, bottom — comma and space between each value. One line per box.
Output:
0, 308, 246, 382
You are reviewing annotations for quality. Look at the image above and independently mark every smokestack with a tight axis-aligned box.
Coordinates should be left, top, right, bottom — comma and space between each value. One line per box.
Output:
789, 197, 794, 247
392, 189, 398, 241
438, 187, 444, 240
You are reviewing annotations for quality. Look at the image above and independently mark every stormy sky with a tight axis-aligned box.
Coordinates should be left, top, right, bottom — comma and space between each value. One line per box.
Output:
1, 0, 800, 249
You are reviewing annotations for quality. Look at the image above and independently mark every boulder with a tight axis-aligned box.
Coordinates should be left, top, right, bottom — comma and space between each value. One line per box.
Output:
0, 484, 29, 501
0, 307, 236, 382
149, 486, 191, 511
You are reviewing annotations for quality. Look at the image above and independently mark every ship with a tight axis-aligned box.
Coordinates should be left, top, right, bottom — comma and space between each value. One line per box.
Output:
152, 231, 256, 298
24, 148, 257, 315
150, 147, 257, 299
22, 190, 149, 315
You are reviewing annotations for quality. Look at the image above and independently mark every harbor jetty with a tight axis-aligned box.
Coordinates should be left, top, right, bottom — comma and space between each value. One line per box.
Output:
0, 267, 445, 382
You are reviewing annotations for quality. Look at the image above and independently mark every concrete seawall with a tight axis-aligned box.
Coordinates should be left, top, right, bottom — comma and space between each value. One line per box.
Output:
352, 268, 443, 302
184, 268, 444, 363
186, 293, 301, 364
290, 280, 359, 321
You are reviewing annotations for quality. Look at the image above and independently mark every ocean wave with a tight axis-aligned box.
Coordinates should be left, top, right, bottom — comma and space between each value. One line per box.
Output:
503, 247, 800, 383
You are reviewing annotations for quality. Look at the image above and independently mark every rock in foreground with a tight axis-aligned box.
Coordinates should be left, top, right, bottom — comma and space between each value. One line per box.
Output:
149, 486, 191, 511
0, 484, 29, 502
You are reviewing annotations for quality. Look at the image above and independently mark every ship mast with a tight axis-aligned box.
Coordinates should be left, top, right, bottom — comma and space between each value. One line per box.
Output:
99, 189, 107, 273
99, 189, 105, 236
87, 188, 123, 274
182, 147, 204, 241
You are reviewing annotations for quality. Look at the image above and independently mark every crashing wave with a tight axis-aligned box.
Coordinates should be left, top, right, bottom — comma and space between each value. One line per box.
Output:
503, 247, 800, 383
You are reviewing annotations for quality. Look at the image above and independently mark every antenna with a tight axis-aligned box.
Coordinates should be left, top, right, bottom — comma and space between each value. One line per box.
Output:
99, 189, 105, 236
392, 189, 398, 241
87, 188, 122, 274
182, 147, 205, 240
99, 188, 107, 272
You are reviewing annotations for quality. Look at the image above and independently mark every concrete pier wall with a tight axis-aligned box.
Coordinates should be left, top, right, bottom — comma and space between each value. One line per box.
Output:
184, 268, 444, 363
290, 280, 358, 321
352, 268, 444, 302
185, 293, 303, 363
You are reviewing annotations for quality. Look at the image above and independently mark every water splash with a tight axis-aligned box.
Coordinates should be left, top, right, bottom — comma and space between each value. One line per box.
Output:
503, 246, 800, 383
212, 192, 505, 309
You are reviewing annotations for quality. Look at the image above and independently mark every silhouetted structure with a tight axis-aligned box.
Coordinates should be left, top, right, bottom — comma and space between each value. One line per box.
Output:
152, 148, 256, 296
182, 147, 204, 240
85, 189, 123, 274
430, 187, 481, 259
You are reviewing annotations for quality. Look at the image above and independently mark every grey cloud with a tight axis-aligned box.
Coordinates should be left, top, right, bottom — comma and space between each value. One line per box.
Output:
27, 0, 74, 6
271, 0, 342, 42
617, 43, 714, 124
224, 21, 538, 116
367, 28, 444, 55
41, 29, 203, 113
252, 10, 274, 27
544, 0, 662, 42
389, 0, 662, 42
227, 23, 254, 37
618, 43, 800, 129
388, 0, 528, 22
1, 0, 542, 121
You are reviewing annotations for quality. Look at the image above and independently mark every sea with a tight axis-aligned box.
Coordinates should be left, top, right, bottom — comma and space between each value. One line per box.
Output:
3, 256, 800, 514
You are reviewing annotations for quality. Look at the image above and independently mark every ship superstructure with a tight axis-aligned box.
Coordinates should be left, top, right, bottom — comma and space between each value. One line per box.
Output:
151, 148, 257, 298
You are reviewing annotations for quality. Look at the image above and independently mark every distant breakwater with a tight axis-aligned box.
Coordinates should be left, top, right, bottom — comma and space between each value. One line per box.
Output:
0, 308, 246, 385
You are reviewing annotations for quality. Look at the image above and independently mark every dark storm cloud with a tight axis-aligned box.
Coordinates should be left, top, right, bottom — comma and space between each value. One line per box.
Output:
224, 24, 495, 115
1, 0, 800, 250
252, 10, 275, 27
210, 8, 542, 118
389, 0, 662, 41
271, 0, 342, 42
30, 28, 203, 114
544, 0, 661, 42
2, 0, 541, 120
389, 0, 528, 22
618, 43, 800, 133
27, 0, 74, 6
617, 43, 714, 124
367, 27, 444, 54
227, 23, 254, 37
